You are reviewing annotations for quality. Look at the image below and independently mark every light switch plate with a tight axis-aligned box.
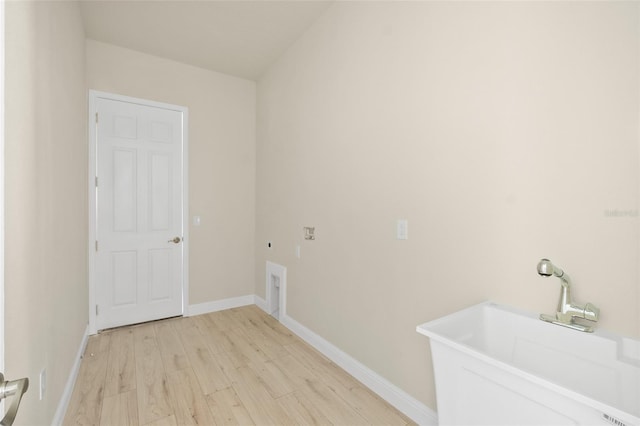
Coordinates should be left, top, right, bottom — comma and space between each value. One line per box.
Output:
397, 219, 408, 240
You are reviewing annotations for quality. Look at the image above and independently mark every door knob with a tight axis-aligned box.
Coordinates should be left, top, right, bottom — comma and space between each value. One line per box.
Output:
168, 236, 182, 244
0, 373, 29, 426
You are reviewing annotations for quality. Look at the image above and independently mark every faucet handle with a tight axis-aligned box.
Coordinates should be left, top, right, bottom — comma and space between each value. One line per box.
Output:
583, 303, 599, 322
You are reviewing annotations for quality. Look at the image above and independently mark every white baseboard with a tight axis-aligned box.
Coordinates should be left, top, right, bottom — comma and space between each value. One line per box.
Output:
52, 324, 90, 426
254, 295, 267, 312
279, 312, 438, 426
187, 294, 256, 316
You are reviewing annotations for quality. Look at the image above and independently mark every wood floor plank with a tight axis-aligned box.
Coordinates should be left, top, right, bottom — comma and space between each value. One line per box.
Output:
346, 385, 413, 425
210, 350, 242, 383
211, 326, 262, 369
225, 365, 293, 425
239, 306, 298, 346
193, 311, 218, 329
85, 332, 112, 356
205, 387, 255, 426
207, 309, 244, 331
225, 327, 270, 365
240, 318, 291, 361
104, 328, 136, 397
193, 316, 236, 355
267, 348, 374, 425
247, 359, 296, 399
298, 378, 370, 425
224, 307, 252, 329
221, 345, 252, 369
166, 367, 216, 425
276, 390, 333, 425
133, 324, 174, 425
285, 340, 409, 424
269, 353, 320, 391
285, 341, 360, 390
142, 415, 177, 426
155, 321, 189, 372
176, 320, 230, 394
100, 390, 139, 426
168, 314, 199, 332
63, 351, 109, 426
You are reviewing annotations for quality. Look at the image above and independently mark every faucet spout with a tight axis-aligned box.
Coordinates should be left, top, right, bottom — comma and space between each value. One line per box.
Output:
537, 258, 599, 332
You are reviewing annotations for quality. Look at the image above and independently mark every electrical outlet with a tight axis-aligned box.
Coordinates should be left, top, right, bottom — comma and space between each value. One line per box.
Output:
39, 368, 46, 400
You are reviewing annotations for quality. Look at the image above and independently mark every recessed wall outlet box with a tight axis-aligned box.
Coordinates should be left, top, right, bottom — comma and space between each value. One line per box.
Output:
304, 227, 315, 240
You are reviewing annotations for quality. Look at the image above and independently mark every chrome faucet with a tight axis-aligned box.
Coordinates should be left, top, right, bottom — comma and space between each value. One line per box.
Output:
537, 258, 599, 332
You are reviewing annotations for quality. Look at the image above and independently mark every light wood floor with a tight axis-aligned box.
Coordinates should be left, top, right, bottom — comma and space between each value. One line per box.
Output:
63, 305, 414, 426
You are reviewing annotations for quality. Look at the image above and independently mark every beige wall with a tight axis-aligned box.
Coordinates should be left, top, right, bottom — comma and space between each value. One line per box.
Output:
5, 1, 88, 424
86, 39, 256, 305
256, 2, 640, 409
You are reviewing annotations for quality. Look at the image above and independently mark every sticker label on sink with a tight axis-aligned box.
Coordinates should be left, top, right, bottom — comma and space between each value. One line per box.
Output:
603, 413, 627, 426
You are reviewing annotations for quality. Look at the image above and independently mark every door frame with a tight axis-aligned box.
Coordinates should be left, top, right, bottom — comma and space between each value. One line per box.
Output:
88, 90, 189, 335
0, 0, 6, 378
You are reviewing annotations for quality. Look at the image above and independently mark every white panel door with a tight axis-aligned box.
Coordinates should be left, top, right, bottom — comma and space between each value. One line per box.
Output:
95, 97, 184, 330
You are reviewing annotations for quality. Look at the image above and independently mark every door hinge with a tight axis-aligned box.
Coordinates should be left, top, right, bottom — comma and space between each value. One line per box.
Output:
95, 112, 98, 123
95, 241, 98, 251
95, 176, 98, 187
96, 305, 99, 315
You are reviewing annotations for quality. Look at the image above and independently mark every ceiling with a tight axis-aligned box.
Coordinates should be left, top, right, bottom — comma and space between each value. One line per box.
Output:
80, 1, 333, 81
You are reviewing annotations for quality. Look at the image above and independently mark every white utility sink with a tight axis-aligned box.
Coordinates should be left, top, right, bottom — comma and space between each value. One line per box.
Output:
417, 301, 640, 425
